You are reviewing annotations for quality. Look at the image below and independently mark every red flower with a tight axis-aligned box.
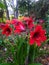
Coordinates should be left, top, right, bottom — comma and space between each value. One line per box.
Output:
0, 23, 5, 29
23, 17, 34, 29
11, 19, 22, 25
2, 24, 12, 36
0, 23, 10, 29
14, 22, 25, 34
29, 25, 47, 46
6, 20, 11, 24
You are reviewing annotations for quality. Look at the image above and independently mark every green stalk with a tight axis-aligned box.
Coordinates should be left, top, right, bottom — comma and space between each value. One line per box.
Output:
32, 44, 36, 62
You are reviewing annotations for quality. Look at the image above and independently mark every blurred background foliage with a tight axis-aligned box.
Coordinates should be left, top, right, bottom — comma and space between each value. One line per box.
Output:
0, 0, 49, 20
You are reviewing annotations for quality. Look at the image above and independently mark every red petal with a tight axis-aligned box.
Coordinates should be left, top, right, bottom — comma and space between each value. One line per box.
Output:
36, 41, 41, 47
29, 38, 34, 45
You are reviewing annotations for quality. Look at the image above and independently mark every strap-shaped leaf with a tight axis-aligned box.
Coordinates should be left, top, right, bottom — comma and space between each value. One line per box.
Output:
0, 63, 15, 65
28, 63, 42, 65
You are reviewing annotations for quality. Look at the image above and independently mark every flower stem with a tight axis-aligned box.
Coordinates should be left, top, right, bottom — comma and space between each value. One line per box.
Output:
32, 45, 36, 62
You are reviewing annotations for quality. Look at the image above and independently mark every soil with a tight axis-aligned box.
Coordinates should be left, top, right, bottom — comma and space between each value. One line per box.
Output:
35, 43, 49, 65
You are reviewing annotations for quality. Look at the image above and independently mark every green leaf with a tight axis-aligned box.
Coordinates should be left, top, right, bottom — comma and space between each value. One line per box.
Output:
28, 63, 42, 65
16, 36, 28, 65
0, 63, 15, 65
0, 39, 2, 45
0, 2, 6, 9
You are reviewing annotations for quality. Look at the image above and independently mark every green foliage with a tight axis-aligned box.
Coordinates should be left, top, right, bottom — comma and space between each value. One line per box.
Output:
0, 2, 6, 9
18, 0, 32, 15
0, 39, 2, 45
0, 34, 44, 65
18, 0, 49, 18
0, 63, 15, 65
45, 15, 49, 38
0, 63, 42, 65
28, 63, 42, 65
14, 36, 28, 65
32, 0, 49, 19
